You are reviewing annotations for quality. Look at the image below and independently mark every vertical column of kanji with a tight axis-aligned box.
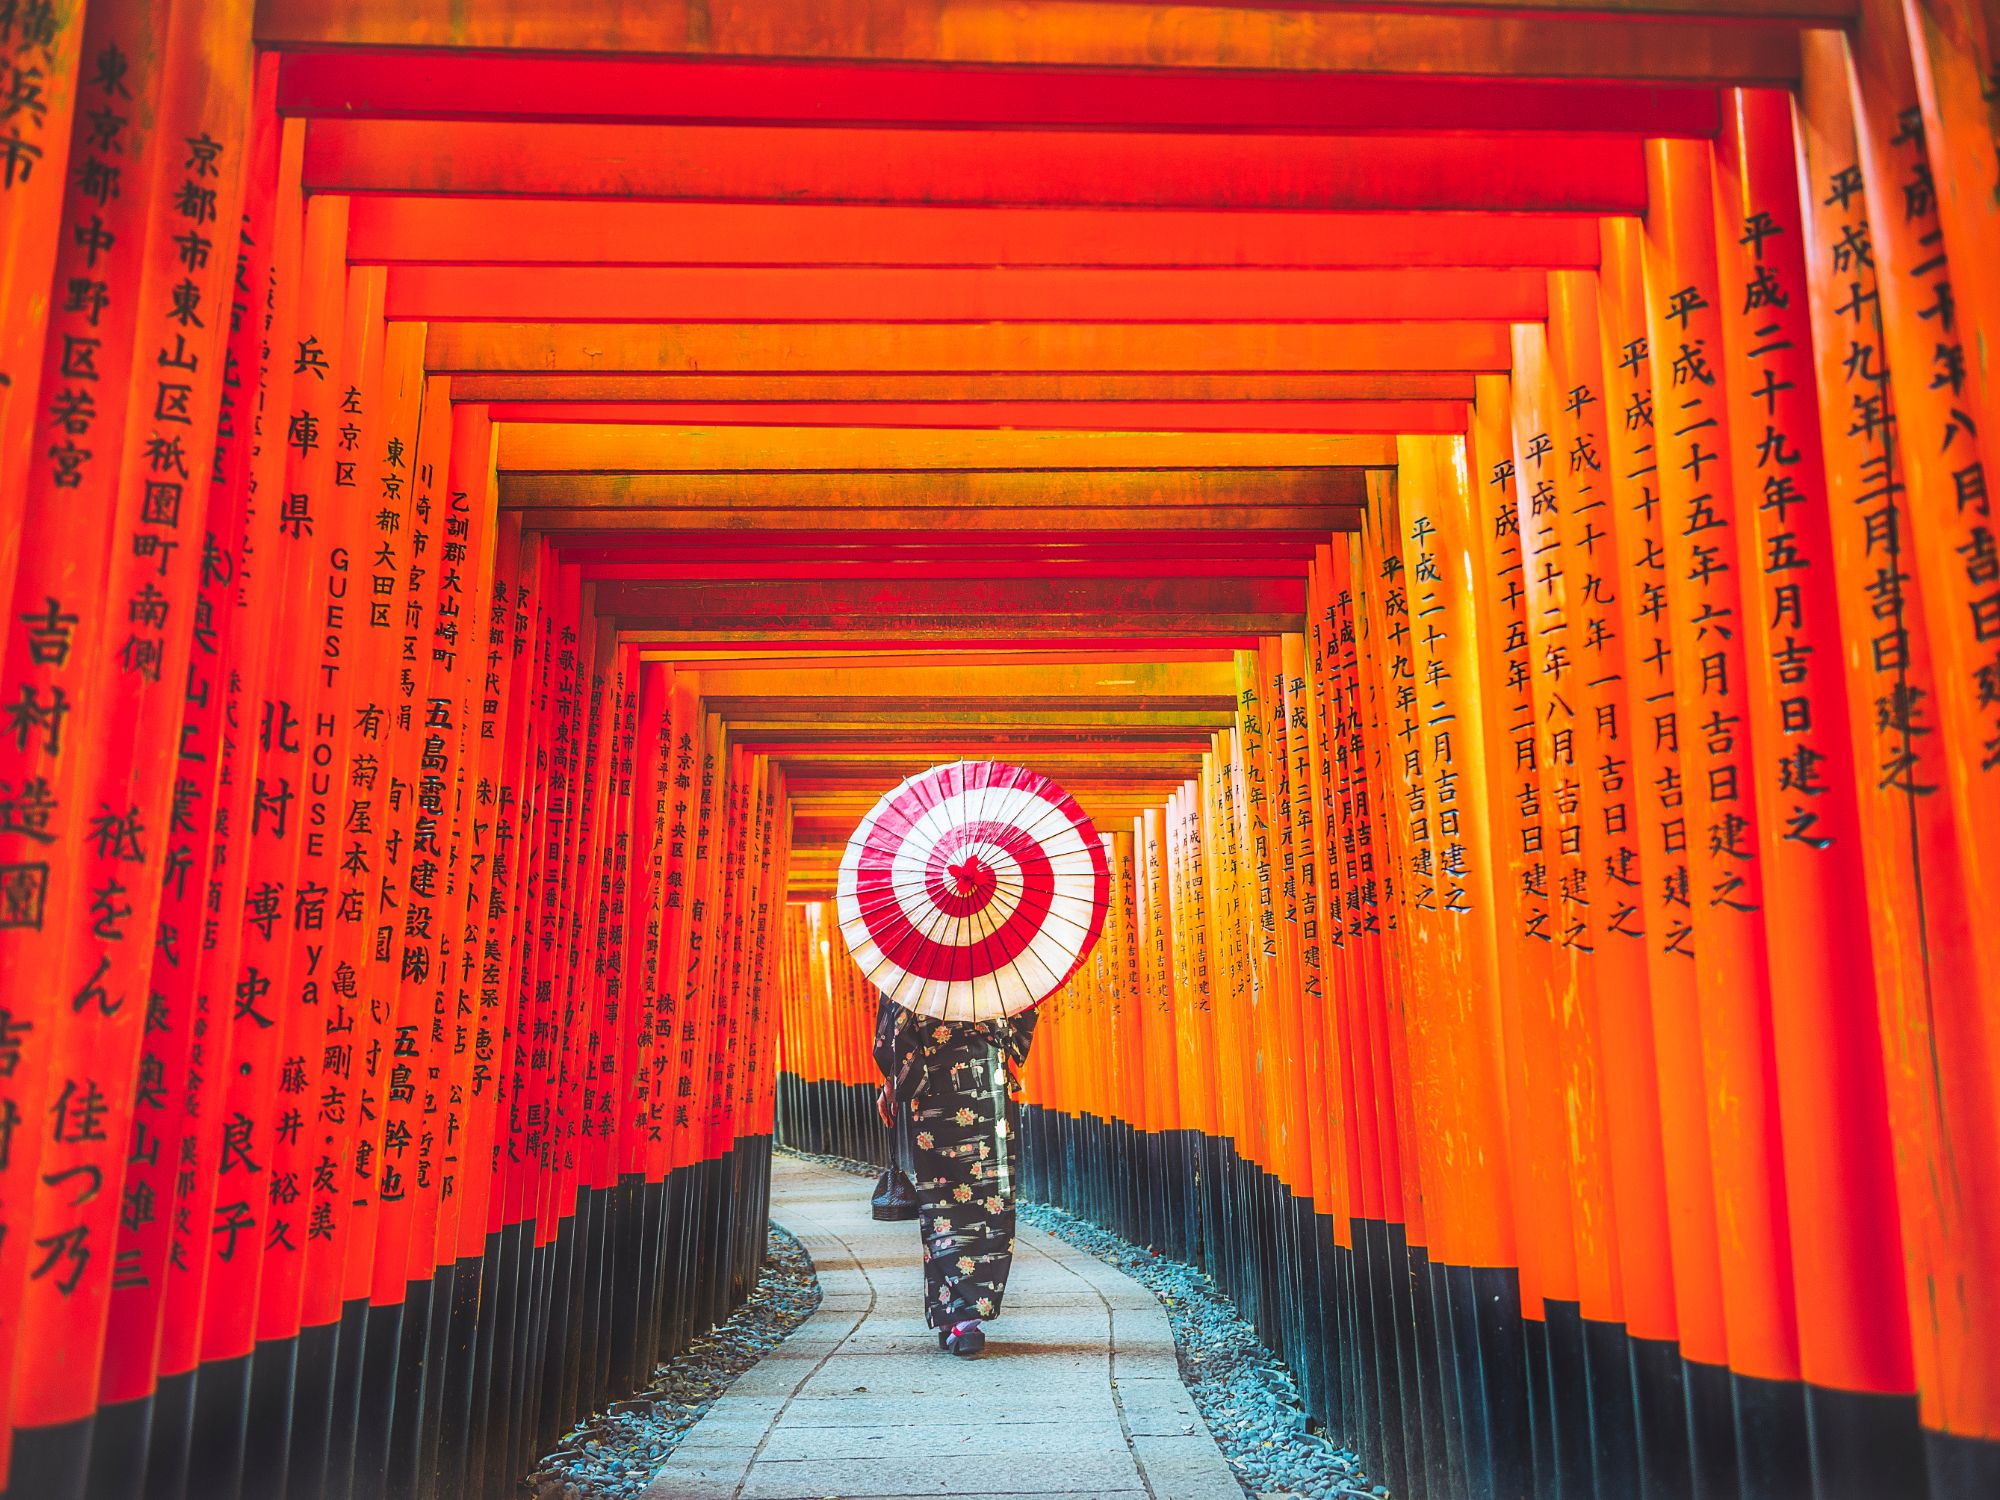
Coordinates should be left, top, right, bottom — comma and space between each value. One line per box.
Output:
1195, 744, 1244, 1306
291, 318, 421, 1500
348, 368, 454, 1500
1143, 805, 1181, 1138
700, 737, 744, 1263
625, 658, 667, 1190
29, 0, 259, 1476
1225, 666, 1275, 1209
1304, 560, 1368, 1248
98, 57, 278, 1456
1509, 332, 1639, 1499
317, 329, 426, 1500
1230, 650, 1286, 1315
1208, 720, 1261, 1315
1317, 548, 1386, 1252
1402, 433, 1527, 1500
0, 1, 171, 1474
1713, 85, 1926, 1482
533, 586, 595, 1405
1545, 266, 1688, 1498
419, 406, 497, 1341
653, 677, 697, 1192
1349, 491, 1425, 1500
1355, 491, 1431, 1269
490, 533, 552, 1481
429, 406, 505, 1497
1800, 35, 2000, 1474
1273, 631, 1326, 1407
240, 261, 384, 1500
608, 646, 648, 1185
1467, 371, 1565, 1500
765, 771, 793, 1139
144, 128, 302, 1500
575, 613, 622, 1226
692, 734, 742, 1326
0, 0, 88, 556
1115, 828, 1144, 1230
1597, 216, 1736, 1495
179, 191, 342, 1500
1898, 0, 2000, 456
1138, 806, 1184, 1254
1164, 780, 1218, 1242
1321, 545, 1397, 1482
563, 603, 610, 1219
453, 510, 527, 1498
676, 708, 724, 1236
1642, 139, 1810, 1488
1316, 548, 1390, 1463
636, 664, 676, 1208
1849, 0, 2000, 1060
517, 569, 582, 1456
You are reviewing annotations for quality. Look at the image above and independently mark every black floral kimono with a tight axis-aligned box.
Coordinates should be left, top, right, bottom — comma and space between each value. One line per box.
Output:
874, 996, 1038, 1329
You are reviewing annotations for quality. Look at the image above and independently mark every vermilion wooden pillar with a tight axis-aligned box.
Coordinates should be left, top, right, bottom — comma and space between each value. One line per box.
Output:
1800, 29, 2000, 1494
1711, 86, 1925, 1496
1641, 138, 1809, 1500
99, 54, 285, 1489
1596, 214, 1737, 1500
1848, 0, 2000, 1089
0, 0, 88, 613
1544, 267, 1687, 1500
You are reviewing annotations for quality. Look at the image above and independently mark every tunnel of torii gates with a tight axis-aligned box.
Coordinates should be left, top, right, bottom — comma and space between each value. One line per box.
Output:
5, 1, 2000, 1499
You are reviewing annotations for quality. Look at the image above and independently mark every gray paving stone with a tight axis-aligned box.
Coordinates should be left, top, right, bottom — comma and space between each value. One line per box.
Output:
640, 1155, 1240, 1500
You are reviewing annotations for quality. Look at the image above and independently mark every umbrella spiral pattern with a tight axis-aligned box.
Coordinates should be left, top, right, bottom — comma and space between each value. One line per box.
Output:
836, 760, 1110, 1021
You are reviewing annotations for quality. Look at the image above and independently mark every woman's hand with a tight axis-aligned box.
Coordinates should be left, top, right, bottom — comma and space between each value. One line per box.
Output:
876, 1082, 895, 1128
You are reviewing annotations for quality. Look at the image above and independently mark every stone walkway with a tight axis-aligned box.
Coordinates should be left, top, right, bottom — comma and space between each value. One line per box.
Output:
641, 1155, 1244, 1500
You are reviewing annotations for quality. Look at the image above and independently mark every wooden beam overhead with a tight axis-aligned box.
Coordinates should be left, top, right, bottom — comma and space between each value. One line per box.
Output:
426, 321, 1511, 373
599, 575, 1304, 630
255, 1, 1826, 83
483, 400, 1466, 435
512, 506, 1359, 534
451, 374, 1480, 403
687, 662, 1238, 696
383, 265, 1548, 325
349, 199, 1600, 271
306, 120, 1647, 213
281, 51, 1723, 134
494, 424, 1397, 473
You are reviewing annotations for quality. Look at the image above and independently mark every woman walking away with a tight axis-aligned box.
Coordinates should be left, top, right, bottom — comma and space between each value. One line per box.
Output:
874, 994, 1038, 1358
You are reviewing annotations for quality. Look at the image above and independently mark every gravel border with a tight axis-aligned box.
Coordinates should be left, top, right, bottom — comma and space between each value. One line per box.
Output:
523, 1223, 823, 1499
775, 1146, 1383, 1500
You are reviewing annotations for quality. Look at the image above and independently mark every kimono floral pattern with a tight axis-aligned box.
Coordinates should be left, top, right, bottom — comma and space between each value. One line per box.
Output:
874, 996, 1036, 1329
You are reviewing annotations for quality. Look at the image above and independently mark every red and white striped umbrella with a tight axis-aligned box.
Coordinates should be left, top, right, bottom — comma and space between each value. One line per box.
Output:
835, 760, 1111, 1021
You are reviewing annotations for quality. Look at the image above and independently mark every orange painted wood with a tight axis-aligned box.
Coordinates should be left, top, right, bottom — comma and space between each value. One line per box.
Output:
384, 265, 1548, 326
251, 0, 1815, 85
1799, 30, 2000, 1440
1849, 0, 2000, 1018
496, 424, 1395, 474
425, 319, 1512, 375
1542, 268, 1680, 1350
1595, 215, 1730, 1371
1712, 85, 1914, 1401
480, 401, 1469, 437
347, 197, 1602, 271
278, 48, 1724, 134
1641, 139, 1799, 1390
0, 0, 88, 631
304, 119, 1648, 214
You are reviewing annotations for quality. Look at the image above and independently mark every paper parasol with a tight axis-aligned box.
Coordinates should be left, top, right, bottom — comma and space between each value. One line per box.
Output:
834, 760, 1110, 1021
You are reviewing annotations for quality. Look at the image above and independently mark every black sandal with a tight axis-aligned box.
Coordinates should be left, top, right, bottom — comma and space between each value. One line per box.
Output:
944, 1323, 986, 1358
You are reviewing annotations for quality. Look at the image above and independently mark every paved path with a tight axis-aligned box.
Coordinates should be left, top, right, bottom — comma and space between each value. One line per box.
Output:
641, 1154, 1244, 1500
